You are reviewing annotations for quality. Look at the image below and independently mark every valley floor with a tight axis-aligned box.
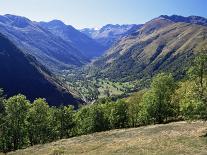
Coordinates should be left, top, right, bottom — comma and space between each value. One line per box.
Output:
5, 121, 207, 155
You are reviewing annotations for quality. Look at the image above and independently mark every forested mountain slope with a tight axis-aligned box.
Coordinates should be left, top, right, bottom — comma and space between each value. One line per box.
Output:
86, 15, 207, 82
0, 33, 82, 107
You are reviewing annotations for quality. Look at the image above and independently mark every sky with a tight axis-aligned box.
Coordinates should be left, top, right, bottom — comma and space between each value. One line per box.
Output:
0, 0, 207, 29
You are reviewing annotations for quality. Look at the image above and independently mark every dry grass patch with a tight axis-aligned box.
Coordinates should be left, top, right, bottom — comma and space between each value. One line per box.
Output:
7, 121, 207, 155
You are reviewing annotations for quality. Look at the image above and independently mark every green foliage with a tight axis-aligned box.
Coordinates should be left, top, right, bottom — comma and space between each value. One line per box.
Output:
1, 53, 207, 153
108, 100, 129, 129
174, 53, 207, 120
27, 98, 51, 145
1, 95, 30, 151
173, 81, 204, 119
188, 53, 207, 103
126, 90, 146, 127
0, 95, 76, 152
52, 105, 75, 138
75, 104, 107, 135
141, 73, 176, 124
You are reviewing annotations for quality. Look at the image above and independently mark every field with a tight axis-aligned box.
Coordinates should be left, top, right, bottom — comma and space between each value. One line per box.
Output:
5, 121, 207, 155
61, 71, 136, 101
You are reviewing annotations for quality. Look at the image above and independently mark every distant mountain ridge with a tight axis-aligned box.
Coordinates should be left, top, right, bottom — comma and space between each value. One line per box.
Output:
0, 14, 107, 74
0, 14, 88, 72
159, 15, 207, 26
38, 20, 105, 58
80, 24, 142, 49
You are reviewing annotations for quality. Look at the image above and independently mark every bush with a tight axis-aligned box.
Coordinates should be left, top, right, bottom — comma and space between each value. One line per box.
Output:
141, 73, 176, 124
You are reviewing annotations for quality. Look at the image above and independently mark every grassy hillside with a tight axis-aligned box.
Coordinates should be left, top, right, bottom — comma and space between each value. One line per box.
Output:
86, 16, 207, 82
6, 121, 207, 155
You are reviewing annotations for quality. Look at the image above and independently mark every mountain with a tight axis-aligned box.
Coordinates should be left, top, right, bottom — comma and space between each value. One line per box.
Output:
0, 14, 88, 72
81, 24, 142, 49
86, 15, 207, 82
0, 33, 82, 107
38, 20, 105, 58
80, 28, 97, 37
159, 15, 207, 26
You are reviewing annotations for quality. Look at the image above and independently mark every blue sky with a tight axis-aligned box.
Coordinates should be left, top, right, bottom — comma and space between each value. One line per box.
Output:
0, 0, 206, 29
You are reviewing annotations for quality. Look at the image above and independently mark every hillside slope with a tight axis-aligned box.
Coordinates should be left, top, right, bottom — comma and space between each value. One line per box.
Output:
0, 14, 88, 72
86, 15, 207, 82
38, 20, 105, 58
0, 33, 82, 107
7, 121, 207, 155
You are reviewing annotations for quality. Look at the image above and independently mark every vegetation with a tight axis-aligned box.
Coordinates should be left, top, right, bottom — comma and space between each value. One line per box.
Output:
85, 17, 207, 83
61, 71, 135, 102
0, 54, 207, 153
7, 121, 207, 155
141, 73, 176, 124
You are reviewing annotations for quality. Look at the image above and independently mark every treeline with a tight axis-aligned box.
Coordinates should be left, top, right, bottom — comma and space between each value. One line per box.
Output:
0, 54, 207, 152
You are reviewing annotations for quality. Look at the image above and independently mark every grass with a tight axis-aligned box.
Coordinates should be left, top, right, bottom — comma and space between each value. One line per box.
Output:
96, 79, 134, 98
63, 75, 135, 101
6, 121, 207, 155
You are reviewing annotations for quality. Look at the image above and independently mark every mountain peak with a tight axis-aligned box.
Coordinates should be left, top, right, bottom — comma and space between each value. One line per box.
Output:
3, 14, 32, 28
47, 19, 66, 27
38, 19, 75, 30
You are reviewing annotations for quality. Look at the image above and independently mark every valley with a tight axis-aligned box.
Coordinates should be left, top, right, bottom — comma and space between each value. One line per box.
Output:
2, 14, 207, 103
62, 15, 207, 102
0, 12, 207, 154
61, 71, 136, 102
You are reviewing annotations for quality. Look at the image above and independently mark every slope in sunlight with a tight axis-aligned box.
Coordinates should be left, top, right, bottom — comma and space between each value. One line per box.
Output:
87, 15, 207, 82
7, 121, 207, 155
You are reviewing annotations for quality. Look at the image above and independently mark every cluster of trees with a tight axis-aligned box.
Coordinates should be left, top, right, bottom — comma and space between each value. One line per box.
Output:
126, 53, 207, 126
0, 96, 75, 152
0, 92, 130, 152
0, 54, 206, 153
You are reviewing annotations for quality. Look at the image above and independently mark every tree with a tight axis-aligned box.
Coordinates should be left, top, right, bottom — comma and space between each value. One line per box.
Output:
27, 98, 51, 145
188, 53, 207, 103
126, 90, 146, 127
142, 73, 176, 124
108, 100, 129, 129
53, 105, 75, 139
173, 81, 204, 120
75, 104, 106, 135
2, 95, 30, 151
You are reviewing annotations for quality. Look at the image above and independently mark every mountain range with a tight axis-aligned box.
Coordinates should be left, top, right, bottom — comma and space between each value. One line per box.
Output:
0, 14, 107, 73
0, 14, 207, 104
81, 24, 142, 49
38, 20, 105, 59
86, 15, 207, 82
